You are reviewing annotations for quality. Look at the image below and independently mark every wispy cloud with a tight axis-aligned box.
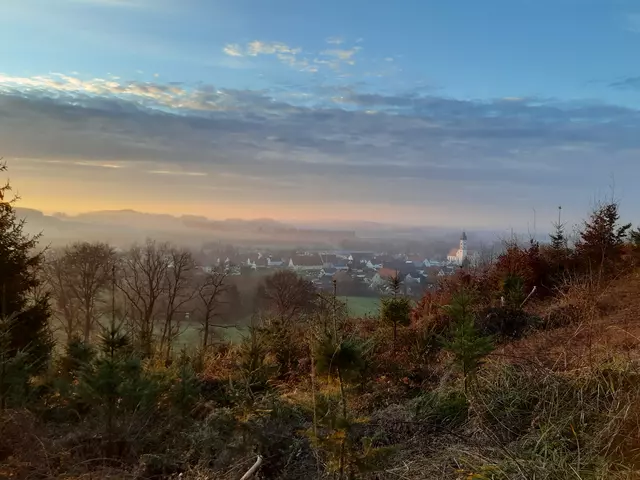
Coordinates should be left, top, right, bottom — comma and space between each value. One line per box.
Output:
74, 161, 123, 168
222, 44, 244, 57
221, 39, 363, 73
626, 13, 640, 32
68, 0, 147, 7
222, 40, 310, 70
246, 41, 301, 56
325, 36, 344, 45
149, 170, 208, 177
610, 76, 640, 90
316, 46, 362, 70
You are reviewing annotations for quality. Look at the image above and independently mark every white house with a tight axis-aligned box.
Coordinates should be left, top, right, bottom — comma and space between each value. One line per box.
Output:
289, 254, 323, 271
267, 257, 285, 267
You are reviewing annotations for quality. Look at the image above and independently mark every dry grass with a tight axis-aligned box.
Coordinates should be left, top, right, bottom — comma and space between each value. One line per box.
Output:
498, 269, 640, 371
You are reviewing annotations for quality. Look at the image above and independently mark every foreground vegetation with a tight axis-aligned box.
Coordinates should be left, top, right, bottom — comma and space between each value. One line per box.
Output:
2, 163, 640, 479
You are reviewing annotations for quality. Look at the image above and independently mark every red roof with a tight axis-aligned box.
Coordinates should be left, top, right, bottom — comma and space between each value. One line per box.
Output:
378, 267, 400, 279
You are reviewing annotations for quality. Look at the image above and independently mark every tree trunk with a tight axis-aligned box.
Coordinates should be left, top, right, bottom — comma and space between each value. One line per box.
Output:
83, 309, 92, 343
203, 315, 210, 350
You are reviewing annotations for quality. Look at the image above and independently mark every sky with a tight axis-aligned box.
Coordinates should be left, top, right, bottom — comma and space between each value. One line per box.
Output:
1, 0, 640, 229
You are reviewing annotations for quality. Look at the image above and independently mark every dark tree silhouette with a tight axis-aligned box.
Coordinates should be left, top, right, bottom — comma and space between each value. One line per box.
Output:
0, 163, 52, 376
575, 202, 631, 274
257, 270, 316, 326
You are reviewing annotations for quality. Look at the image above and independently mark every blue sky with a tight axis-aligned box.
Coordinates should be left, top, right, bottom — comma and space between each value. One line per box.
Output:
2, 0, 640, 228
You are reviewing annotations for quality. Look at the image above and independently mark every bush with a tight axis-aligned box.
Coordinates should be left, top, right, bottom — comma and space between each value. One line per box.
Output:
477, 306, 542, 340
414, 389, 469, 428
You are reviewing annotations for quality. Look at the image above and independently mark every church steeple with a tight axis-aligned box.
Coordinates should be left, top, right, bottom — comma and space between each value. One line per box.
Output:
459, 231, 468, 261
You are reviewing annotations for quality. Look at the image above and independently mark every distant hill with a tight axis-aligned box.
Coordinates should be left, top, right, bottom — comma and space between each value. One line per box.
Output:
13, 208, 354, 248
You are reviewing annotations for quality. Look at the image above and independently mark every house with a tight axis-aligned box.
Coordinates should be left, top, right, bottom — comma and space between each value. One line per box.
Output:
320, 267, 338, 277
320, 253, 338, 268
424, 266, 448, 278
334, 261, 349, 271
289, 253, 323, 271
382, 261, 418, 277
405, 254, 427, 268
267, 256, 285, 268
348, 252, 375, 266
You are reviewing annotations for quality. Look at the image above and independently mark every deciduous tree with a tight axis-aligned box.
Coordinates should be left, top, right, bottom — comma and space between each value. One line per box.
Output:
257, 270, 316, 327
117, 240, 171, 356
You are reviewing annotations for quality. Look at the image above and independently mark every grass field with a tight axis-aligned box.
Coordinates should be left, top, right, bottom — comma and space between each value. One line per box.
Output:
339, 296, 381, 317
175, 323, 247, 348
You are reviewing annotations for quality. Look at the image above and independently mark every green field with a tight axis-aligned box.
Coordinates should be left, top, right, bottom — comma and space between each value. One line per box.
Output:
175, 323, 247, 348
339, 296, 381, 317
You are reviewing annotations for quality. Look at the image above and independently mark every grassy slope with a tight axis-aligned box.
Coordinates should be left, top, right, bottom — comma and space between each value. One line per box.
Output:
9, 269, 640, 479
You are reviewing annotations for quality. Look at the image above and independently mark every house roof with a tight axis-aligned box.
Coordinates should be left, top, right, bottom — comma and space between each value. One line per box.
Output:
377, 267, 401, 279
382, 260, 417, 276
448, 248, 459, 257
291, 254, 323, 266
321, 253, 338, 264
350, 252, 375, 263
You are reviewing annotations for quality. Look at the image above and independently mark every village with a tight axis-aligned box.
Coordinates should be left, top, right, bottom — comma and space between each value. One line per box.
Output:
196, 231, 479, 297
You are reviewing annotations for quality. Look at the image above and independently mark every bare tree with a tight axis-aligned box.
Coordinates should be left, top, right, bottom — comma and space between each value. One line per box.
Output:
258, 270, 316, 327
197, 269, 230, 349
43, 250, 80, 342
65, 242, 115, 342
159, 247, 196, 361
117, 239, 171, 356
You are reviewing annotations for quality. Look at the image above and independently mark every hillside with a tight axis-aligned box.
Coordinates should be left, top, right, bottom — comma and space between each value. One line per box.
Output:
2, 201, 640, 479
501, 269, 640, 370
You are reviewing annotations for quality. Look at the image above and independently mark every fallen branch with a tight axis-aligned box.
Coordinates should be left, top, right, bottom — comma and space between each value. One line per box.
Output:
520, 286, 537, 309
240, 455, 263, 480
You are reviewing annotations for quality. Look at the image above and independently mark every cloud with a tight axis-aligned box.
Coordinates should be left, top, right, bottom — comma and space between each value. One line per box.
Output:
67, 0, 147, 7
326, 36, 344, 45
246, 41, 301, 56
149, 170, 208, 177
222, 40, 310, 70
610, 76, 640, 90
626, 13, 640, 32
222, 44, 244, 57
3, 74, 640, 223
221, 39, 364, 73
74, 161, 123, 168
316, 47, 362, 70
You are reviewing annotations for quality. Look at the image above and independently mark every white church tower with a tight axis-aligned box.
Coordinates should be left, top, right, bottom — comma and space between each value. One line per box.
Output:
459, 231, 468, 261
447, 231, 469, 265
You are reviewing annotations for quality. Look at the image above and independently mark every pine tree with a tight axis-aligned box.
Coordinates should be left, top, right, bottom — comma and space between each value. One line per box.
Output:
0, 311, 31, 409
312, 325, 372, 479
380, 272, 411, 347
169, 348, 201, 418
442, 289, 493, 396
575, 202, 631, 272
0, 164, 52, 380
77, 322, 160, 454
630, 227, 640, 247
550, 221, 568, 252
